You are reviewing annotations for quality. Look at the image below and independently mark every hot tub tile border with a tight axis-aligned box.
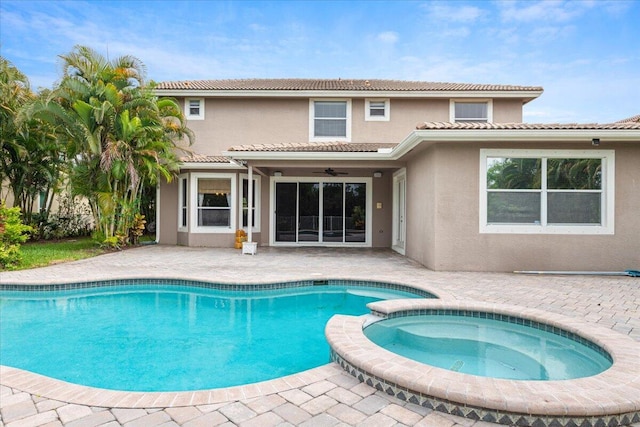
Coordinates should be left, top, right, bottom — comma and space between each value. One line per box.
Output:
370, 308, 613, 363
330, 349, 638, 427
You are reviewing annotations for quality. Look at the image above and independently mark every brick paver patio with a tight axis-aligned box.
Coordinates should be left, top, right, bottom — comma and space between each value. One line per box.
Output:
1, 245, 639, 426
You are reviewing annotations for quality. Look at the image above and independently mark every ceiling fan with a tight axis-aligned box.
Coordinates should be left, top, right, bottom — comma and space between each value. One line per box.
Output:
313, 168, 348, 177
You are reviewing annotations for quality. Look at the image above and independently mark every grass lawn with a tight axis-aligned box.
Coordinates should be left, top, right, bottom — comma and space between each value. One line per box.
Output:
17, 237, 106, 270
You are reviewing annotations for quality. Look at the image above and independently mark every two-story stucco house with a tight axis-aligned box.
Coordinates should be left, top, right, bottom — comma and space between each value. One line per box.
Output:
153, 79, 640, 272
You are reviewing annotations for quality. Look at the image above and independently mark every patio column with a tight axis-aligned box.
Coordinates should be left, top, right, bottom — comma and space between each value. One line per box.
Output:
247, 165, 253, 243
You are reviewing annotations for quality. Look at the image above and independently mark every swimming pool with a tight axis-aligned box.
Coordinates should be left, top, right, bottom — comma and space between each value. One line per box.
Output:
0, 280, 427, 391
363, 314, 612, 380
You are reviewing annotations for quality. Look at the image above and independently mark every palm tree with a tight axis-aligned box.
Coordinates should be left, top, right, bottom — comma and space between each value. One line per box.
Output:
1, 58, 63, 224
0, 56, 31, 200
28, 45, 193, 245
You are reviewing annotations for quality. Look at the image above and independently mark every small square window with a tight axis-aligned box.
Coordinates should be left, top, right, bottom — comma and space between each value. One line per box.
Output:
365, 99, 390, 121
185, 98, 204, 120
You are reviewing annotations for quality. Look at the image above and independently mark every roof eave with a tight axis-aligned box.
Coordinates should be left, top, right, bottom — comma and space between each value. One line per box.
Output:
392, 129, 640, 159
154, 89, 544, 100
204, 128, 639, 164
411, 128, 640, 141
221, 150, 388, 161
180, 161, 241, 170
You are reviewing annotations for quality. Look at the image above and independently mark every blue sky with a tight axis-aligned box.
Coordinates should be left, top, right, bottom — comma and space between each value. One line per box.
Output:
1, 0, 638, 123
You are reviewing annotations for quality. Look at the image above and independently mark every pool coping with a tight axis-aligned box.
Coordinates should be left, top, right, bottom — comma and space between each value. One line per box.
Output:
0, 364, 344, 409
326, 299, 640, 426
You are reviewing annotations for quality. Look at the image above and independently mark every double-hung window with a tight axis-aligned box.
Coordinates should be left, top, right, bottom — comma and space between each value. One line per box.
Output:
365, 99, 390, 121
479, 149, 614, 234
185, 98, 204, 120
310, 99, 351, 141
451, 100, 492, 123
192, 173, 236, 232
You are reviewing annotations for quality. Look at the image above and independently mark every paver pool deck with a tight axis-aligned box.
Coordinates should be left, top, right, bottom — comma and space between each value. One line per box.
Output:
1, 245, 639, 427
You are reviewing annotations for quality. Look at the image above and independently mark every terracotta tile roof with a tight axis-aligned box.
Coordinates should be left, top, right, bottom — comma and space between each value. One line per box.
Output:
616, 114, 640, 123
156, 78, 542, 92
180, 154, 231, 163
227, 142, 397, 152
415, 122, 640, 130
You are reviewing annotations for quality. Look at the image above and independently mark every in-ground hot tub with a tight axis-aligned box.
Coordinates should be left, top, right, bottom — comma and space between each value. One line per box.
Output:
326, 299, 640, 427
363, 313, 612, 381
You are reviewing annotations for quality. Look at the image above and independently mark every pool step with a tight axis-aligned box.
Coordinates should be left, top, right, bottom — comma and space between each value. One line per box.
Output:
450, 360, 464, 371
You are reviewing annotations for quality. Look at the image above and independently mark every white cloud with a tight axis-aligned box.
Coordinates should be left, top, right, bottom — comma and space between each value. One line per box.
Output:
441, 27, 471, 38
377, 31, 399, 44
498, 0, 594, 23
528, 25, 576, 43
423, 3, 484, 23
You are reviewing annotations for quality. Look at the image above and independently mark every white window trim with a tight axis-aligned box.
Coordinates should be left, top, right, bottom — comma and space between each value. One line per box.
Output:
479, 149, 615, 235
365, 98, 390, 121
269, 176, 372, 247
239, 174, 261, 232
450, 99, 493, 123
309, 99, 352, 142
191, 172, 236, 233
178, 174, 188, 232
185, 98, 205, 120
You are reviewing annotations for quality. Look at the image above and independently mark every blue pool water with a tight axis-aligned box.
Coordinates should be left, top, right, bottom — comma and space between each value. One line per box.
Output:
0, 284, 420, 391
364, 314, 612, 380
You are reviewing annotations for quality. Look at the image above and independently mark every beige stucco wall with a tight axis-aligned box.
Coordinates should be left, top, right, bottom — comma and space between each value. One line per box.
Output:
405, 145, 438, 267
181, 98, 458, 156
405, 142, 640, 272
493, 99, 524, 122
371, 174, 393, 247
158, 180, 178, 245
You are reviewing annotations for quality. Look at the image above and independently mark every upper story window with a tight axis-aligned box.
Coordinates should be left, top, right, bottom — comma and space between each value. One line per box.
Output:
310, 99, 351, 141
185, 98, 205, 120
451, 100, 492, 123
365, 99, 390, 121
479, 149, 614, 234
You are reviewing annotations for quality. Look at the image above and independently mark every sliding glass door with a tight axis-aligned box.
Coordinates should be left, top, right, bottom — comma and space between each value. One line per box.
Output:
298, 183, 320, 242
274, 179, 369, 245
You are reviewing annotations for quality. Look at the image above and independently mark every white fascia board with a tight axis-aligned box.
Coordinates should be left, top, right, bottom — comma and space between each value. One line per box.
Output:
391, 129, 639, 159
154, 89, 543, 100
222, 150, 388, 161
180, 161, 242, 170
407, 129, 640, 142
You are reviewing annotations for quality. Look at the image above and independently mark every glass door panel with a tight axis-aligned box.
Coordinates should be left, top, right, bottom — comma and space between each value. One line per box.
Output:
345, 183, 366, 242
275, 182, 297, 242
323, 183, 344, 242
298, 183, 319, 241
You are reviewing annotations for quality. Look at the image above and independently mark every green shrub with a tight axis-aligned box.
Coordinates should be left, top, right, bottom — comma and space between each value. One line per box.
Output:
32, 195, 93, 240
0, 203, 33, 269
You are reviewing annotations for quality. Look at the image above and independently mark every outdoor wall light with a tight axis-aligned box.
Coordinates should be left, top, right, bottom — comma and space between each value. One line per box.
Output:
274, 171, 283, 177
373, 171, 383, 178
591, 138, 600, 146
